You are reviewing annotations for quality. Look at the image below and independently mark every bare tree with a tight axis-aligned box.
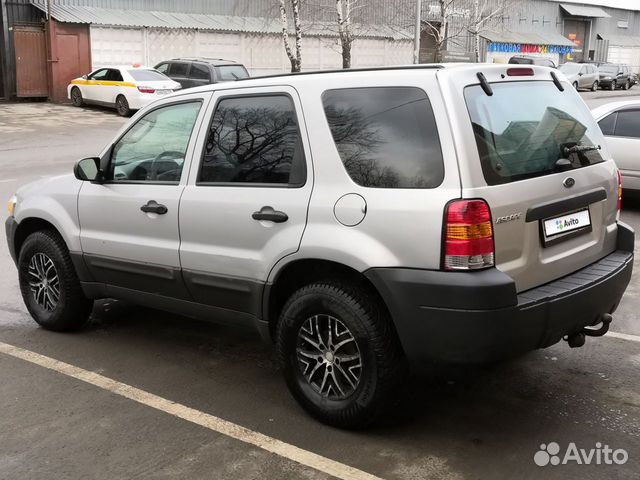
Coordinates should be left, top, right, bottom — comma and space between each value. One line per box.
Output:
279, 0, 303, 72
336, 0, 355, 69
423, 0, 467, 63
468, 0, 516, 62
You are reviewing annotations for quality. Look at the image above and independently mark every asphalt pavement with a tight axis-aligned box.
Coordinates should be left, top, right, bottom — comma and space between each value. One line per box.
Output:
0, 96, 639, 480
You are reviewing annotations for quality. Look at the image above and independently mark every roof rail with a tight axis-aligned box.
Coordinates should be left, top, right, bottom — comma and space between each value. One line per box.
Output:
238, 64, 445, 81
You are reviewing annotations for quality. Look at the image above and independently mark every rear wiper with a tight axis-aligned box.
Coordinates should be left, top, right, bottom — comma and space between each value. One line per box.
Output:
563, 144, 601, 156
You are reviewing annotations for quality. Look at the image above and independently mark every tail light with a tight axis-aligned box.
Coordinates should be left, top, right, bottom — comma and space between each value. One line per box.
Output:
506, 67, 534, 77
617, 169, 623, 216
137, 86, 156, 94
443, 200, 495, 271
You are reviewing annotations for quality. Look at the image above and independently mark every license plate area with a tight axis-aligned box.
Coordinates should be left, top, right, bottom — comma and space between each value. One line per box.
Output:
156, 89, 171, 95
541, 208, 592, 247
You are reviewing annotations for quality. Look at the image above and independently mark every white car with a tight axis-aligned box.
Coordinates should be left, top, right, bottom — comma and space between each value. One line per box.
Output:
592, 100, 640, 191
67, 65, 182, 116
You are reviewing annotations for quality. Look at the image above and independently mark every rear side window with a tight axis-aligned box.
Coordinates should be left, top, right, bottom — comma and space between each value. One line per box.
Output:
170, 63, 189, 76
189, 64, 210, 81
598, 113, 617, 135
107, 69, 123, 81
613, 110, 640, 138
199, 95, 306, 185
322, 87, 444, 188
465, 81, 606, 185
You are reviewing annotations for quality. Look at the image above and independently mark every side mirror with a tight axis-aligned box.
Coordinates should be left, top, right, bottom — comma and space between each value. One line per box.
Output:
74, 157, 103, 182
82, 74, 88, 80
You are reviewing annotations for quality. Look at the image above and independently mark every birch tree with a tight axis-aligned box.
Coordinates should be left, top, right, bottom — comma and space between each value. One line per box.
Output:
279, 0, 303, 72
468, 0, 516, 62
423, 0, 466, 63
336, 0, 354, 69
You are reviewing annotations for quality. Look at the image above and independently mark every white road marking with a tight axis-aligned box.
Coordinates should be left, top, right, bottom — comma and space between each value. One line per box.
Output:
0, 179, 16, 183
607, 331, 640, 343
0, 341, 384, 480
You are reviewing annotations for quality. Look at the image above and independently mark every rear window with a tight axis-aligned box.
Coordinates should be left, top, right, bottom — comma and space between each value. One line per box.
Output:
322, 87, 444, 189
465, 81, 606, 185
216, 65, 249, 81
128, 69, 169, 82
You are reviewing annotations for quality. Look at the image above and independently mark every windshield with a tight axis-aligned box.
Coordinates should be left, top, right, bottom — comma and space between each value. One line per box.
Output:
128, 69, 170, 82
599, 65, 619, 74
465, 81, 606, 185
559, 63, 581, 74
216, 65, 249, 81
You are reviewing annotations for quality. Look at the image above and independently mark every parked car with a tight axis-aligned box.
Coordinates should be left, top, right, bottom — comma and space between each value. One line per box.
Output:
592, 100, 640, 191
598, 63, 633, 90
559, 62, 599, 91
508, 55, 556, 68
154, 58, 250, 89
68, 65, 181, 116
7, 64, 634, 428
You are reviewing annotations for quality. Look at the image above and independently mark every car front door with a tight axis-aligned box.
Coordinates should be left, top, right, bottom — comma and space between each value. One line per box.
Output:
169, 62, 191, 89
178, 87, 313, 318
78, 93, 211, 298
187, 63, 211, 88
84, 68, 110, 103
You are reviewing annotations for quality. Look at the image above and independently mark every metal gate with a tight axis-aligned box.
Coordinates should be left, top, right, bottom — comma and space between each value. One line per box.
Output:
14, 25, 48, 97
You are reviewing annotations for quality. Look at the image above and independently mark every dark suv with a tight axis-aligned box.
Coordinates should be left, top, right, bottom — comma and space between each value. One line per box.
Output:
154, 58, 250, 89
598, 63, 633, 90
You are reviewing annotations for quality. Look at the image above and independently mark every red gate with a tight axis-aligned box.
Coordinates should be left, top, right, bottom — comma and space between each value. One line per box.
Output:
14, 25, 49, 97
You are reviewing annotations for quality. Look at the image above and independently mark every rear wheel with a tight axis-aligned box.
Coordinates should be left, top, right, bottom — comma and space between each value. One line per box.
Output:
591, 81, 598, 92
624, 80, 630, 90
276, 281, 406, 428
573, 82, 579, 91
18, 230, 93, 331
71, 87, 83, 107
115, 95, 131, 117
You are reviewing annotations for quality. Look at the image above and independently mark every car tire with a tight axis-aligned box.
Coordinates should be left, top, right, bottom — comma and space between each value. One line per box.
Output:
591, 81, 598, 92
573, 82, 579, 91
624, 81, 630, 90
610, 81, 617, 91
115, 95, 131, 117
276, 281, 406, 429
18, 230, 93, 332
71, 87, 84, 107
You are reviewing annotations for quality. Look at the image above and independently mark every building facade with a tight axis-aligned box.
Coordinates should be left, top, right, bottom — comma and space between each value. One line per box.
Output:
1, 0, 640, 100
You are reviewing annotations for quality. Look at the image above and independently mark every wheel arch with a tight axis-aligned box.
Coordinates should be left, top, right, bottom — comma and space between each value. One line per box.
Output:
13, 217, 65, 260
263, 258, 393, 340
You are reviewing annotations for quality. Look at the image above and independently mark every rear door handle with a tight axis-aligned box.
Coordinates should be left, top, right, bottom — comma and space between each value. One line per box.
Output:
252, 206, 288, 223
141, 200, 168, 215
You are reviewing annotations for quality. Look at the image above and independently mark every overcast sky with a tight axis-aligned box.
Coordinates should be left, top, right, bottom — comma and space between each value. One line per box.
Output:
551, 0, 640, 11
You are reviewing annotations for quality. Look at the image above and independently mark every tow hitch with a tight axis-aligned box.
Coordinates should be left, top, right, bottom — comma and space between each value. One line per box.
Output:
565, 313, 613, 348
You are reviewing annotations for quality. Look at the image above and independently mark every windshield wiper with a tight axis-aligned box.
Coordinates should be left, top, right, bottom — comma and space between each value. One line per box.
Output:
563, 144, 601, 156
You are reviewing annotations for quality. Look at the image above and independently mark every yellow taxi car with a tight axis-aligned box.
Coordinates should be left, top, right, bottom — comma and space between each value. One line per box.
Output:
67, 65, 182, 116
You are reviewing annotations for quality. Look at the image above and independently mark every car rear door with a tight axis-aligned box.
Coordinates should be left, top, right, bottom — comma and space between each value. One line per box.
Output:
77, 93, 211, 298
599, 108, 640, 189
178, 86, 313, 317
441, 67, 619, 292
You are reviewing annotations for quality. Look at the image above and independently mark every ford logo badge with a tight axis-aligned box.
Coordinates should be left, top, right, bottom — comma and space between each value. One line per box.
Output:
563, 177, 575, 188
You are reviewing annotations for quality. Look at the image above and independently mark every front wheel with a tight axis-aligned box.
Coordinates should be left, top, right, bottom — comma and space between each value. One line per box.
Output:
610, 81, 617, 91
573, 82, 579, 91
115, 95, 131, 117
624, 81, 630, 90
591, 81, 598, 92
276, 282, 406, 428
71, 87, 84, 107
18, 230, 93, 331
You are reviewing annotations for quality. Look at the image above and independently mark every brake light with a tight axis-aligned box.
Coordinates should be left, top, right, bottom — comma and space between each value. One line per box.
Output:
443, 200, 495, 271
507, 67, 534, 77
137, 86, 156, 94
617, 169, 623, 215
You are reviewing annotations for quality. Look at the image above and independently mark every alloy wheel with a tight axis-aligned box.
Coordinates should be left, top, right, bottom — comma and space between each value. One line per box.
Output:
296, 314, 362, 400
28, 253, 60, 311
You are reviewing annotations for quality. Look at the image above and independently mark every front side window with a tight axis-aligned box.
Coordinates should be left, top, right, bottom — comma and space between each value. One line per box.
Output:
110, 101, 202, 183
465, 81, 606, 185
322, 87, 444, 188
170, 63, 189, 76
155, 63, 169, 74
89, 69, 109, 80
598, 112, 617, 136
199, 95, 305, 185
613, 110, 640, 138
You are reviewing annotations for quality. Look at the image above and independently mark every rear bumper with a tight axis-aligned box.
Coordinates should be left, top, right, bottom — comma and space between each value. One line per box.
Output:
365, 222, 635, 364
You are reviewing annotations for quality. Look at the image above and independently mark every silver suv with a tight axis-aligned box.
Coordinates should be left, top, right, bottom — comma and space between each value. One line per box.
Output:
5, 64, 634, 428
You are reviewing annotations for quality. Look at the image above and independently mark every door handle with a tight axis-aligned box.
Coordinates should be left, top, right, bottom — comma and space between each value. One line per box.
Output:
141, 200, 168, 215
252, 206, 288, 223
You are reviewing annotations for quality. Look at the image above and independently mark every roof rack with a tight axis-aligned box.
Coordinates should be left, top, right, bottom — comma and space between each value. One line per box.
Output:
237, 64, 444, 81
